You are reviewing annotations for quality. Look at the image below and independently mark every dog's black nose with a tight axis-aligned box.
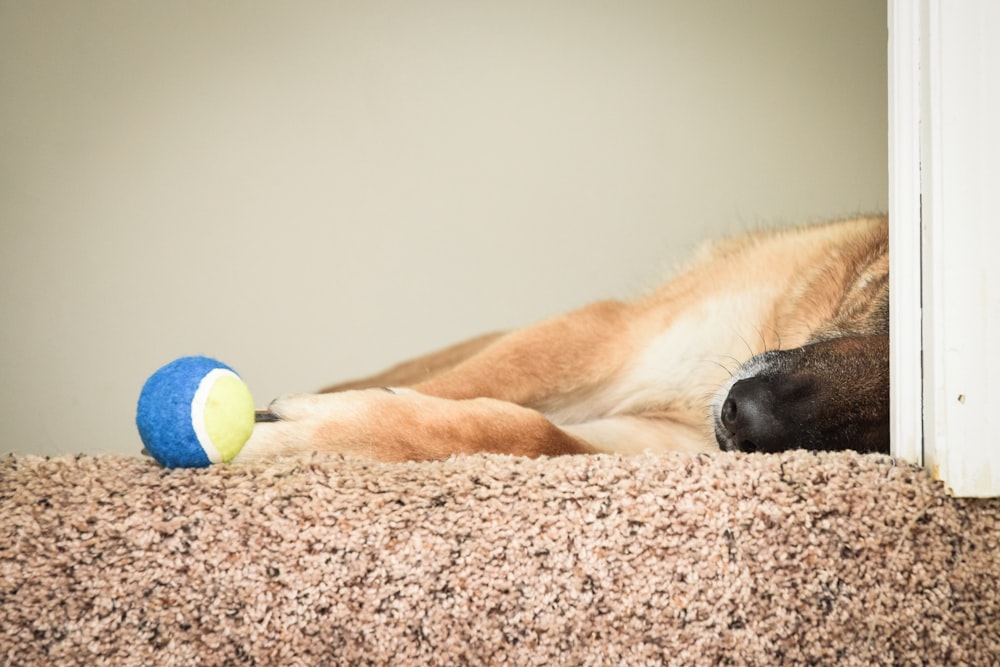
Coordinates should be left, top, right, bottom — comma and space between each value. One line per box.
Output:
720, 377, 789, 453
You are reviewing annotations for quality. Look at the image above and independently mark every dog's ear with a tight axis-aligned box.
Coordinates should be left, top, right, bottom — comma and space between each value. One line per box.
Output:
718, 335, 889, 454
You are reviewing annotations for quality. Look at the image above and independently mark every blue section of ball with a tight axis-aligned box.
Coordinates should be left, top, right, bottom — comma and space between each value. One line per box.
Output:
136, 356, 236, 468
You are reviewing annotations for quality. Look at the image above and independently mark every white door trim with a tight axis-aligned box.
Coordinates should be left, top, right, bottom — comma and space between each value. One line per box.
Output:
889, 0, 1000, 497
888, 0, 924, 467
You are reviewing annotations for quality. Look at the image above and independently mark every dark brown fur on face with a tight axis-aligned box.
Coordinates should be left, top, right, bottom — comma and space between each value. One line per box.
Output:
240, 216, 890, 463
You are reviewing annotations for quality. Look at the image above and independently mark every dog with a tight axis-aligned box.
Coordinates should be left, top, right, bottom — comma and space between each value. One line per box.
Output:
239, 215, 889, 462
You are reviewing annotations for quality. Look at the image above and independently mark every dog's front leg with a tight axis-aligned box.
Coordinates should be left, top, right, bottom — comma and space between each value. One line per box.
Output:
235, 389, 596, 463
410, 299, 642, 408
239, 298, 651, 461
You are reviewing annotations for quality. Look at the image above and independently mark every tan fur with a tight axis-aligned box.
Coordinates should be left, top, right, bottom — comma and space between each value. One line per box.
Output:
239, 216, 889, 462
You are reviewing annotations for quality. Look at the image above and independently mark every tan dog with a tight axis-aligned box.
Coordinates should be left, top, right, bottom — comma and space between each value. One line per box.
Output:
239, 216, 889, 462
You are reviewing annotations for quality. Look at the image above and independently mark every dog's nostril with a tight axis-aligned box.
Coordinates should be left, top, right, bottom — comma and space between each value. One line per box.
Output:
721, 397, 738, 429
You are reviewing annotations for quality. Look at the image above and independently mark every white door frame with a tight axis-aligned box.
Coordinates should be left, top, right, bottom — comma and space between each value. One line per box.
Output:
888, 0, 1000, 497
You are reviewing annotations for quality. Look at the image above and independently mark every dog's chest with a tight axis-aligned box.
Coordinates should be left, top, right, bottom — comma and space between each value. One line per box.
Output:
545, 291, 775, 425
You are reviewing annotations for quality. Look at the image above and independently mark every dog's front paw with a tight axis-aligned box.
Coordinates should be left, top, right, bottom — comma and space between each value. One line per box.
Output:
235, 393, 333, 462
234, 390, 388, 462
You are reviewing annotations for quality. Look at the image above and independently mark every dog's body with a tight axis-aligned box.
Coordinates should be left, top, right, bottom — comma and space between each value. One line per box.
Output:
239, 215, 889, 462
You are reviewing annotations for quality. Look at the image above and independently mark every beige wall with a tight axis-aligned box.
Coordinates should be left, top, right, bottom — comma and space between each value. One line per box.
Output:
0, 1, 887, 457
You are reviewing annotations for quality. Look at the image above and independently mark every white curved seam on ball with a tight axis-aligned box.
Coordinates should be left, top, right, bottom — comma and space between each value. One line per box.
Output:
190, 368, 238, 464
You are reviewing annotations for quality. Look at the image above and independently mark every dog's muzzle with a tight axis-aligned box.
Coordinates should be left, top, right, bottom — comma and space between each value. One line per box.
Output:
712, 337, 890, 455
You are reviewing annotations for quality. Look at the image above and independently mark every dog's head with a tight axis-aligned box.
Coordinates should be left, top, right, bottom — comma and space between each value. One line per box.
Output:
712, 235, 889, 454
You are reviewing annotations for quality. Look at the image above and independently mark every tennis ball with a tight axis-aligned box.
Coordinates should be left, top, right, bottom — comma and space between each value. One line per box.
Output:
136, 356, 256, 468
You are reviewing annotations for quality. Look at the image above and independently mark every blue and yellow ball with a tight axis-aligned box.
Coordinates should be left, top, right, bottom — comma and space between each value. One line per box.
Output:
136, 356, 255, 468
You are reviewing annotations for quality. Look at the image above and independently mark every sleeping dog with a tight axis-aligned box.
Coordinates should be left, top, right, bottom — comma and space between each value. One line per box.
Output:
239, 215, 889, 462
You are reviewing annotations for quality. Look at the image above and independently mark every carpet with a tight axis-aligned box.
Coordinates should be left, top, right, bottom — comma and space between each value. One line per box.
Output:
1, 451, 998, 666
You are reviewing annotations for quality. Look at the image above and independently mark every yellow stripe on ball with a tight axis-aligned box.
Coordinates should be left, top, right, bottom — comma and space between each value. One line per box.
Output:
191, 369, 255, 463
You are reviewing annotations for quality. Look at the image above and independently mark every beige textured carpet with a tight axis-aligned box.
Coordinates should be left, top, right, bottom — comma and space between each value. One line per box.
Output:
1, 451, 998, 666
